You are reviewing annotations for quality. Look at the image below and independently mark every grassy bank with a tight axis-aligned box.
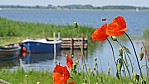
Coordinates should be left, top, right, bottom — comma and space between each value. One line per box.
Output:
143, 28, 149, 51
143, 28, 149, 40
0, 17, 94, 45
0, 68, 140, 84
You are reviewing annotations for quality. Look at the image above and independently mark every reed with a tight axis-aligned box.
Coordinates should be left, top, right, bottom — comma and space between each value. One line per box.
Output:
0, 17, 95, 47
0, 17, 94, 39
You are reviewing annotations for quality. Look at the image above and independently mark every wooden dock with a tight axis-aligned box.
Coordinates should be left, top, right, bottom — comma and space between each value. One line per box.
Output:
49, 32, 88, 56
49, 35, 88, 56
50, 33, 88, 50
48, 37, 88, 50
61, 37, 87, 50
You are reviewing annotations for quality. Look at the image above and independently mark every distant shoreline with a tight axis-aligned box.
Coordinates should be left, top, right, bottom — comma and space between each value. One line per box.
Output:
1, 8, 149, 12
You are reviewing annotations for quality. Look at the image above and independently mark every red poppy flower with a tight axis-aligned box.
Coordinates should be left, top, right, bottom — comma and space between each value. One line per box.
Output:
106, 16, 127, 36
66, 57, 73, 69
92, 23, 108, 42
52, 65, 70, 84
68, 82, 75, 84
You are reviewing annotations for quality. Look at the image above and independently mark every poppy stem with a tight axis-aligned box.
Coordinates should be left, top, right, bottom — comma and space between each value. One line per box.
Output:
125, 32, 143, 79
141, 42, 149, 80
116, 40, 133, 79
107, 38, 117, 65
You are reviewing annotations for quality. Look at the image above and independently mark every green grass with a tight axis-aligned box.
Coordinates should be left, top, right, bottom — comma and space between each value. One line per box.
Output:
0, 68, 52, 84
0, 17, 94, 39
0, 68, 141, 84
143, 28, 149, 51
143, 28, 149, 41
0, 17, 96, 49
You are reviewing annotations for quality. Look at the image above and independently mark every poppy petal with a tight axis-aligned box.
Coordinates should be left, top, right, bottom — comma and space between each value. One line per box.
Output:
52, 65, 70, 84
66, 57, 73, 69
92, 23, 108, 42
107, 16, 127, 36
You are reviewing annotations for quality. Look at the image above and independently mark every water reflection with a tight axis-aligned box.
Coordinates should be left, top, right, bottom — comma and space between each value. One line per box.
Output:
22, 53, 55, 64
0, 51, 20, 69
0, 58, 19, 69
19, 52, 61, 72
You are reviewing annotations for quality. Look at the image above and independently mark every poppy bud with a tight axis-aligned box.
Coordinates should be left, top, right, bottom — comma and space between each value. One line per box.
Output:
91, 70, 94, 76
74, 22, 78, 28
136, 74, 139, 82
71, 55, 74, 58
58, 61, 60, 65
96, 82, 99, 84
94, 57, 97, 61
83, 79, 87, 83
87, 66, 91, 72
75, 59, 79, 65
95, 63, 98, 66
82, 64, 85, 70
139, 47, 144, 61
132, 71, 136, 81
25, 75, 28, 78
116, 64, 122, 72
139, 52, 144, 61
111, 36, 117, 41
108, 66, 111, 75
72, 64, 76, 70
119, 48, 123, 56
93, 66, 96, 70
66, 54, 68, 58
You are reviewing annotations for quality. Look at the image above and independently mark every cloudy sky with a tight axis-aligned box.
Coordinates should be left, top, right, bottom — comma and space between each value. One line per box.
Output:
0, 0, 149, 7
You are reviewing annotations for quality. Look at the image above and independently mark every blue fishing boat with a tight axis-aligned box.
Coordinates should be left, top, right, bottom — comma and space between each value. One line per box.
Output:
22, 39, 61, 53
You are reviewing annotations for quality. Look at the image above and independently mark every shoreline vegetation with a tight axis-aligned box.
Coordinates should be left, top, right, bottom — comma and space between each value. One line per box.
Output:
0, 17, 94, 45
0, 4, 149, 11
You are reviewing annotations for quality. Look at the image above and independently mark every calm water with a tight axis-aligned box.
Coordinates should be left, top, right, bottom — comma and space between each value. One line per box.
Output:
0, 9, 149, 75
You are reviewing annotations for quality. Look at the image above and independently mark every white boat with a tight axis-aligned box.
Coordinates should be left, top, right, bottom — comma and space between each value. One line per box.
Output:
136, 8, 139, 12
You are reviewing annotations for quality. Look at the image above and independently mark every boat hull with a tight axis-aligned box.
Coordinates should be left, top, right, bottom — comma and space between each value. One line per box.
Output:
22, 39, 61, 53
0, 46, 21, 59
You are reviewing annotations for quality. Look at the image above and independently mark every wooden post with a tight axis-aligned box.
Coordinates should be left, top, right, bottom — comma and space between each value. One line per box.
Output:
58, 32, 60, 40
70, 38, 74, 55
53, 32, 56, 64
82, 33, 84, 50
86, 35, 88, 49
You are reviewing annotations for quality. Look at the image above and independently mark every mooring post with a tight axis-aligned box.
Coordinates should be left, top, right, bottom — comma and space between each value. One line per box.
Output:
86, 35, 88, 49
82, 33, 84, 51
58, 32, 60, 40
53, 32, 56, 64
70, 38, 74, 55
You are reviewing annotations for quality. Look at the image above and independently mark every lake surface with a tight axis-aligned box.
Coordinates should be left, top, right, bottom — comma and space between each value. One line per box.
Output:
0, 9, 149, 75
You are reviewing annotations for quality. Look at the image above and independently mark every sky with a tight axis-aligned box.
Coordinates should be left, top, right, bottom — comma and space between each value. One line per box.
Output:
0, 0, 149, 7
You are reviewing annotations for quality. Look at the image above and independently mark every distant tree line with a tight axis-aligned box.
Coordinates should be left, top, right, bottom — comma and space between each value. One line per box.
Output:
0, 4, 149, 10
